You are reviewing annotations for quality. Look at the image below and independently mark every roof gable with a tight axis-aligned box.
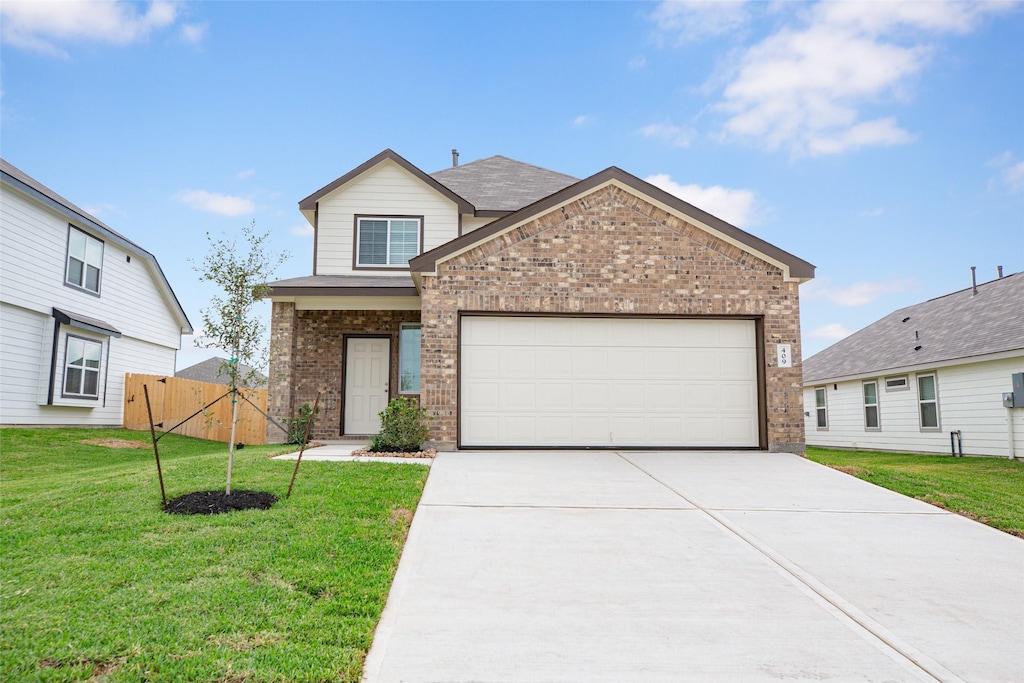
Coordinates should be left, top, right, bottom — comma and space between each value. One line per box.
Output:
0, 158, 192, 334
410, 166, 814, 282
298, 149, 473, 216
430, 155, 578, 213
804, 272, 1024, 382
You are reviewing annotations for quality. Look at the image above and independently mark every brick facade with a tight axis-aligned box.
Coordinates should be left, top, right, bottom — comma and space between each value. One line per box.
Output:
266, 304, 420, 442
418, 184, 805, 453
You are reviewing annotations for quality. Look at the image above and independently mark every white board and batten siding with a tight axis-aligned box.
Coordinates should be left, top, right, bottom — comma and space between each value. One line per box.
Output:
805, 356, 1024, 457
1, 181, 183, 426
315, 160, 461, 275
461, 316, 760, 448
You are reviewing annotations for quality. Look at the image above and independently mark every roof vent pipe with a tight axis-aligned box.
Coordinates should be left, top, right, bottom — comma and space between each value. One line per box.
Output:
971, 266, 978, 296
998, 265, 1004, 278
451, 149, 459, 167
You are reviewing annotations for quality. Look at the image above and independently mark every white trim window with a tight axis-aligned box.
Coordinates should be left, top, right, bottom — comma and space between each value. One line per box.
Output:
863, 380, 880, 430
917, 374, 940, 430
356, 217, 420, 267
815, 387, 828, 429
399, 323, 421, 394
884, 376, 908, 392
66, 226, 104, 293
63, 335, 102, 399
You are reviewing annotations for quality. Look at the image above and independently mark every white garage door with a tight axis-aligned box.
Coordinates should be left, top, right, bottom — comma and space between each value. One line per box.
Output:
460, 316, 761, 448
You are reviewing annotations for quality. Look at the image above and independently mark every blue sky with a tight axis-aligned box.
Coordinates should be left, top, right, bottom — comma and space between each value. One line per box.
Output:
2, 1, 1022, 372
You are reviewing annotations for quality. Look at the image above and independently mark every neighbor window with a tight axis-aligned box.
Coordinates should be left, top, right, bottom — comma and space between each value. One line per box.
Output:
815, 387, 828, 429
66, 227, 104, 293
63, 336, 102, 399
356, 217, 420, 267
885, 376, 909, 392
918, 374, 939, 429
399, 324, 421, 394
863, 381, 880, 430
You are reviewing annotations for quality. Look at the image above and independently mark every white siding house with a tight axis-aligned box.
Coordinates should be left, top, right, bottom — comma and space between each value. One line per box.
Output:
804, 272, 1024, 458
0, 159, 192, 426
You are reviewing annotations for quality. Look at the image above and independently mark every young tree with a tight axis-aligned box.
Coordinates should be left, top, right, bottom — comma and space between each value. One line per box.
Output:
193, 220, 289, 494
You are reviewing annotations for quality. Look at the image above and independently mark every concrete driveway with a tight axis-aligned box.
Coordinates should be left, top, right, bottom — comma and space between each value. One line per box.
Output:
362, 451, 1024, 682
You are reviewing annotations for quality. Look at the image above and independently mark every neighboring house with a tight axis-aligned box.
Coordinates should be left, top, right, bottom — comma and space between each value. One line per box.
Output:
268, 149, 814, 451
176, 357, 267, 387
0, 159, 192, 426
803, 272, 1024, 458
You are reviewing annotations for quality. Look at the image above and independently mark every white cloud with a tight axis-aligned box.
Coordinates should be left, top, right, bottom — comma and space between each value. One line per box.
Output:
628, 55, 647, 69
651, 1, 750, 43
180, 22, 207, 45
990, 152, 1024, 194
236, 168, 256, 180
572, 114, 591, 127
81, 202, 126, 219
645, 173, 759, 227
710, 1, 1014, 156
176, 189, 254, 216
801, 276, 917, 307
290, 223, 314, 237
637, 122, 694, 149
861, 207, 884, 217
807, 323, 854, 341
1, 1, 179, 58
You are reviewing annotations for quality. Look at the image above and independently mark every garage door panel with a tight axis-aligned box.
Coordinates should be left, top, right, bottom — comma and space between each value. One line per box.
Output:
460, 316, 759, 448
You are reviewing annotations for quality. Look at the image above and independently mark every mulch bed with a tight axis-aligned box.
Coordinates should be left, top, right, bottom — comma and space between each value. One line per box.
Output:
164, 490, 277, 515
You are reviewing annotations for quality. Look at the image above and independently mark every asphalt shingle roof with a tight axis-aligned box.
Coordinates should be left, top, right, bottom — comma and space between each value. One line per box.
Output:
176, 357, 266, 387
431, 155, 579, 212
803, 271, 1024, 383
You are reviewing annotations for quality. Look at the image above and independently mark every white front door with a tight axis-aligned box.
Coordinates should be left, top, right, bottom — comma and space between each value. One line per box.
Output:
344, 337, 390, 435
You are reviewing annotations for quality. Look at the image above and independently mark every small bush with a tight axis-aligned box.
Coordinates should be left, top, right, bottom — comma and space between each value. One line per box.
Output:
287, 401, 320, 445
370, 397, 432, 453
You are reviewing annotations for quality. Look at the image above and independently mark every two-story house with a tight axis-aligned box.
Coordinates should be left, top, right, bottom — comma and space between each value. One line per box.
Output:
0, 159, 192, 426
268, 149, 814, 452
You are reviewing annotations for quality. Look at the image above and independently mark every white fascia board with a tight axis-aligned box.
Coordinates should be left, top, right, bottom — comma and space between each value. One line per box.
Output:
425, 179, 803, 282
803, 349, 1024, 386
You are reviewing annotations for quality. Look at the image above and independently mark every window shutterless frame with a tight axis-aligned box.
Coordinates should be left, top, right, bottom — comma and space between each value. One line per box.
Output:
814, 386, 828, 429
65, 226, 104, 295
863, 380, 880, 430
61, 334, 102, 399
398, 323, 422, 394
353, 215, 423, 270
917, 373, 940, 430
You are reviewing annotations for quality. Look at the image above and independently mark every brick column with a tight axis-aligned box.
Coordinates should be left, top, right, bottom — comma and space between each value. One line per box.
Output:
266, 301, 296, 444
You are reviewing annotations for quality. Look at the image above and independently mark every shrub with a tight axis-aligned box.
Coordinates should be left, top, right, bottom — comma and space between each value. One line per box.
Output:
370, 397, 431, 452
287, 401, 320, 445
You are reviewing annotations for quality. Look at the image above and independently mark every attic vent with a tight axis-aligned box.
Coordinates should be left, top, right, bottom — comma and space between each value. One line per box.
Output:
914, 345, 923, 351
901, 316, 910, 323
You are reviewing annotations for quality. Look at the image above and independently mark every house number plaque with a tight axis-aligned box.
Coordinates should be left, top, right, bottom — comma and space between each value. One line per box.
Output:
777, 344, 792, 368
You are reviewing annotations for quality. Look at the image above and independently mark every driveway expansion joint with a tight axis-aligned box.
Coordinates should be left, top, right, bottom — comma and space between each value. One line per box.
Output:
615, 451, 960, 683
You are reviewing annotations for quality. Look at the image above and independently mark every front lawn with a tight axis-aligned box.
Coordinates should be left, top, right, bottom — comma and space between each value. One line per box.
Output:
806, 447, 1024, 537
0, 428, 428, 682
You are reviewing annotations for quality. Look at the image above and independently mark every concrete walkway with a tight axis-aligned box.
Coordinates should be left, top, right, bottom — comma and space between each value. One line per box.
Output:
362, 451, 1023, 682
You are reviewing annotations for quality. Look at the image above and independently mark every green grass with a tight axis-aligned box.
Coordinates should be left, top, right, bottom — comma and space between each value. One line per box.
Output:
806, 447, 1024, 537
0, 428, 428, 682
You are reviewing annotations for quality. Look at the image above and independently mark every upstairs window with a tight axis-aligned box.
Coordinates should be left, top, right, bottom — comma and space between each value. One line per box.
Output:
863, 381, 880, 430
356, 216, 421, 268
66, 227, 104, 293
63, 336, 102, 399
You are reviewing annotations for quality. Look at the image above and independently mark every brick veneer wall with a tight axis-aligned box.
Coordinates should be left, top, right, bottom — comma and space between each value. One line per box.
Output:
266, 304, 420, 442
419, 183, 806, 453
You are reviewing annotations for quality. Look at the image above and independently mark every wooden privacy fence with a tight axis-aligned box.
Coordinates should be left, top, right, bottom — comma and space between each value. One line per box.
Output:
123, 374, 268, 445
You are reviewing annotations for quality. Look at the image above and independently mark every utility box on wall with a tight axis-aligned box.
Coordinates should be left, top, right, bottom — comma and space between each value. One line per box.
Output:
1013, 372, 1024, 408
